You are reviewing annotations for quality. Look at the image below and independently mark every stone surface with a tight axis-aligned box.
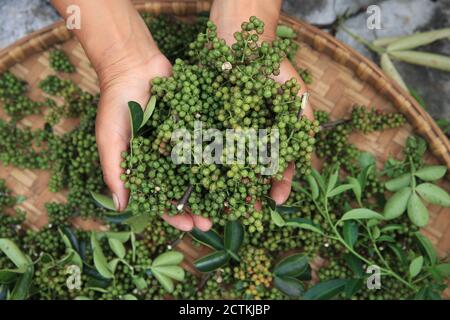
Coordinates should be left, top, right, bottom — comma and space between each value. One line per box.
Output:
0, 0, 449, 124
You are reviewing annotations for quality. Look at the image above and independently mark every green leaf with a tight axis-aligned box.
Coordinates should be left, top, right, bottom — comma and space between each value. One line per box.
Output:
303, 279, 347, 300
306, 175, 319, 200
284, 218, 323, 234
327, 169, 339, 194
132, 276, 147, 290
0, 269, 22, 284
343, 221, 359, 249
128, 101, 144, 138
415, 232, 437, 265
190, 228, 224, 251
372, 226, 381, 239
328, 184, 353, 198
275, 205, 302, 215
311, 169, 326, 193
140, 96, 156, 129
380, 224, 403, 233
0, 239, 30, 269
194, 251, 230, 273
122, 294, 138, 300
91, 233, 114, 279
359, 152, 376, 169
224, 220, 244, 254
61, 227, 80, 253
104, 231, 131, 243
130, 232, 136, 263
348, 177, 362, 203
124, 214, 152, 233
152, 251, 184, 267
276, 25, 297, 39
152, 266, 185, 282
341, 209, 384, 221
414, 166, 447, 182
407, 192, 429, 227
358, 164, 374, 191
416, 183, 450, 207
58, 249, 83, 269
344, 278, 364, 299
108, 238, 126, 259
385, 174, 411, 192
9, 266, 33, 300
273, 276, 304, 297
384, 187, 412, 220
376, 235, 396, 243
271, 209, 286, 227
108, 258, 121, 274
344, 253, 364, 277
152, 269, 174, 293
388, 244, 408, 266
274, 254, 309, 278
90, 192, 116, 211
432, 263, 450, 278
409, 256, 424, 279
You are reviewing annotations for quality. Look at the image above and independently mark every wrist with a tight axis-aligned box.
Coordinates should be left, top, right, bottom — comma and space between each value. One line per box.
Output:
210, 0, 282, 43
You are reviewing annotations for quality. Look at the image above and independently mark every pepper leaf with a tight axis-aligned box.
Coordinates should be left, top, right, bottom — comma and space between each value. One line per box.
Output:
224, 220, 244, 254
303, 279, 347, 300
341, 209, 384, 221
384, 187, 412, 220
407, 192, 429, 227
140, 96, 157, 129
409, 256, 424, 279
274, 254, 309, 278
0, 239, 30, 270
414, 232, 437, 265
385, 174, 411, 192
152, 266, 185, 282
152, 251, 184, 267
90, 192, 116, 211
194, 251, 230, 273
128, 101, 144, 138
151, 269, 174, 293
274, 276, 304, 297
343, 221, 359, 249
416, 183, 450, 207
414, 166, 447, 182
190, 228, 224, 251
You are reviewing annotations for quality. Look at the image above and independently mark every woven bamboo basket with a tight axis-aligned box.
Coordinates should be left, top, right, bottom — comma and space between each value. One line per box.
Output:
0, 0, 449, 296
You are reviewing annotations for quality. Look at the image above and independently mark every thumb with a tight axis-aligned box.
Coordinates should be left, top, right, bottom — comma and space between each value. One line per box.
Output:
96, 97, 132, 212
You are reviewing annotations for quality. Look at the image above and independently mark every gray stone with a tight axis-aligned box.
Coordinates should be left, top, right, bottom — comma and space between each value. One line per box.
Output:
0, 0, 59, 49
335, 0, 438, 58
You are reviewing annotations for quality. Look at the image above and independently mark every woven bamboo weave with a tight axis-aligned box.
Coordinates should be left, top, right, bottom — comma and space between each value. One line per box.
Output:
0, 0, 448, 294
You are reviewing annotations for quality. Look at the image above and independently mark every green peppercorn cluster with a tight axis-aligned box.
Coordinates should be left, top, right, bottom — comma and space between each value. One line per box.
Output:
232, 245, 274, 300
49, 49, 75, 73
122, 18, 319, 230
0, 72, 41, 120
315, 107, 405, 171
141, 14, 207, 63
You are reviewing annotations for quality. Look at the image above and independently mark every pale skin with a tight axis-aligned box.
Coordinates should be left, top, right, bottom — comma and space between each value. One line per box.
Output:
52, 0, 313, 232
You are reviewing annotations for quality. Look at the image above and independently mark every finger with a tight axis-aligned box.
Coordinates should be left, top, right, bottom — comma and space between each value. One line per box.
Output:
274, 60, 314, 121
192, 215, 213, 232
162, 213, 194, 232
96, 96, 132, 212
270, 161, 295, 205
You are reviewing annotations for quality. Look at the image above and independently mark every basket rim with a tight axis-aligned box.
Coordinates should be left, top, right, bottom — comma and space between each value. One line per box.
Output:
0, 0, 449, 172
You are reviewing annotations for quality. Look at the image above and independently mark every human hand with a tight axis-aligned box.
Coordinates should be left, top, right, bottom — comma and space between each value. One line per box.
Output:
210, 0, 314, 205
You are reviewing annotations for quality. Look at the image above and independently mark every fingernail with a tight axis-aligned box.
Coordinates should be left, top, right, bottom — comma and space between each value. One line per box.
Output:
112, 193, 120, 211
